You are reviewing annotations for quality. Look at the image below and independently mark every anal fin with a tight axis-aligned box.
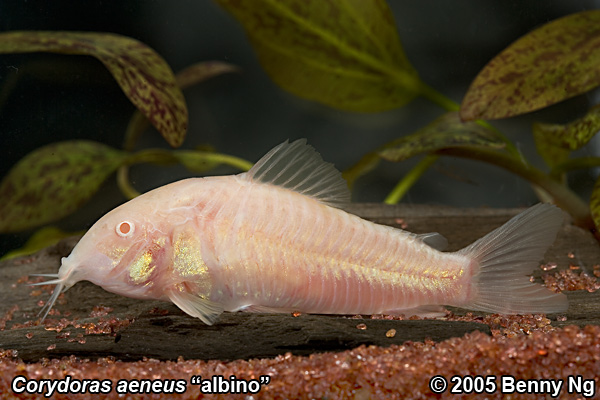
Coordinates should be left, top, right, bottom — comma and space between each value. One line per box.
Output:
168, 289, 224, 325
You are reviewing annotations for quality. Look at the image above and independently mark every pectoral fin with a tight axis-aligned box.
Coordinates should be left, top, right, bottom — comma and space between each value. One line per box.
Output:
168, 289, 224, 325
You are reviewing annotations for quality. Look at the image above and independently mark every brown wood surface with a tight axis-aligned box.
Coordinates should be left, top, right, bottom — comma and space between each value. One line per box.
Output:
1, 204, 599, 362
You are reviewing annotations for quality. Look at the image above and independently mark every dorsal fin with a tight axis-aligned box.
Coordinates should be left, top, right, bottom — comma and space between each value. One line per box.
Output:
244, 139, 351, 207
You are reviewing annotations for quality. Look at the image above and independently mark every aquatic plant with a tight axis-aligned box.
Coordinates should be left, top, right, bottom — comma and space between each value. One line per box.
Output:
0, 31, 250, 245
1, 3, 600, 252
214, 2, 600, 239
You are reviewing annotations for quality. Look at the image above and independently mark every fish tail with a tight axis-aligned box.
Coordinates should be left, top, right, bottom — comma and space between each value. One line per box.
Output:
458, 203, 568, 314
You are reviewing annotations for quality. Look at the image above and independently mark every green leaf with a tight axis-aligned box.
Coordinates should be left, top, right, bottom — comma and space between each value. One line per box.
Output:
215, 0, 420, 112
0, 141, 127, 233
461, 10, 600, 121
532, 123, 571, 169
1, 226, 85, 261
0, 31, 188, 147
534, 104, 600, 151
378, 112, 505, 162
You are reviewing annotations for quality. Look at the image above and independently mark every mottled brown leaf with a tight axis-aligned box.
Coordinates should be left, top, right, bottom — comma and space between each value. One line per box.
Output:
379, 112, 505, 162
0, 141, 126, 233
0, 31, 187, 147
461, 10, 600, 121
216, 0, 420, 112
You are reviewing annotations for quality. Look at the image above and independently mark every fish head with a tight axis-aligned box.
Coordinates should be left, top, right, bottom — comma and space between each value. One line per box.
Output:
70, 201, 172, 292
36, 197, 173, 320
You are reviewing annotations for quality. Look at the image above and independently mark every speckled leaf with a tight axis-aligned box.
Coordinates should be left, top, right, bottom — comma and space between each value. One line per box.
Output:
532, 124, 570, 169
216, 0, 420, 112
534, 104, 600, 151
0, 31, 187, 147
379, 112, 505, 162
461, 10, 600, 121
0, 141, 127, 233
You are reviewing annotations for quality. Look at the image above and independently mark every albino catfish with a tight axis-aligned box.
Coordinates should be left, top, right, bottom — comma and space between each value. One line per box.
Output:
34, 140, 568, 324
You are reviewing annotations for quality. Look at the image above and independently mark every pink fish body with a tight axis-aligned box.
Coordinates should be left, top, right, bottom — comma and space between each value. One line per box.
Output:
37, 140, 568, 324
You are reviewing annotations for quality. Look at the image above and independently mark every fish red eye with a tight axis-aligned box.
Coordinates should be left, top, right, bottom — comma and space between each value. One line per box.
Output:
116, 221, 135, 237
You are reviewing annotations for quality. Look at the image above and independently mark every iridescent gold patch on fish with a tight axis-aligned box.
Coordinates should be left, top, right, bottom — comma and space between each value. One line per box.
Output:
108, 247, 127, 266
129, 252, 155, 284
173, 227, 211, 296
173, 228, 209, 277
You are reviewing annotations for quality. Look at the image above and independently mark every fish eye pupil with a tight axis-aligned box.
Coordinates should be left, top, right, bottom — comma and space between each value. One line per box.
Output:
120, 223, 130, 234
116, 221, 134, 237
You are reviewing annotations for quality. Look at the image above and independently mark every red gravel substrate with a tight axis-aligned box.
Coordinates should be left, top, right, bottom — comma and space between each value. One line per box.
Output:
1, 325, 599, 400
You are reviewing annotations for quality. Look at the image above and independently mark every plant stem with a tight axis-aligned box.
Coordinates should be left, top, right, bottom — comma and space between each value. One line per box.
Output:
181, 151, 253, 172
435, 147, 592, 230
125, 149, 178, 165
476, 120, 520, 158
378, 82, 449, 203
551, 157, 600, 179
342, 152, 381, 189
122, 111, 150, 151
418, 82, 459, 112
384, 155, 438, 204
419, 82, 521, 157
116, 166, 141, 200
384, 82, 527, 204
115, 149, 253, 199
115, 149, 178, 199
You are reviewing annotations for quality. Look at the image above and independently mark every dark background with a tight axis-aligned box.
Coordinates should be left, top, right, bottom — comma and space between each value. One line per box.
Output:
1, 1, 599, 257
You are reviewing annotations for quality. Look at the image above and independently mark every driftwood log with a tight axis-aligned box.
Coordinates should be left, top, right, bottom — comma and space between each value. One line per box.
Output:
1, 204, 599, 362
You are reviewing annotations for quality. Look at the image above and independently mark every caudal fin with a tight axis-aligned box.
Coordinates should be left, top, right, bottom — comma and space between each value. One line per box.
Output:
458, 203, 568, 314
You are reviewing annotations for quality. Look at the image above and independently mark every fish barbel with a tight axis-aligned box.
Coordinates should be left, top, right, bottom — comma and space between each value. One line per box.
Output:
34, 140, 568, 324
